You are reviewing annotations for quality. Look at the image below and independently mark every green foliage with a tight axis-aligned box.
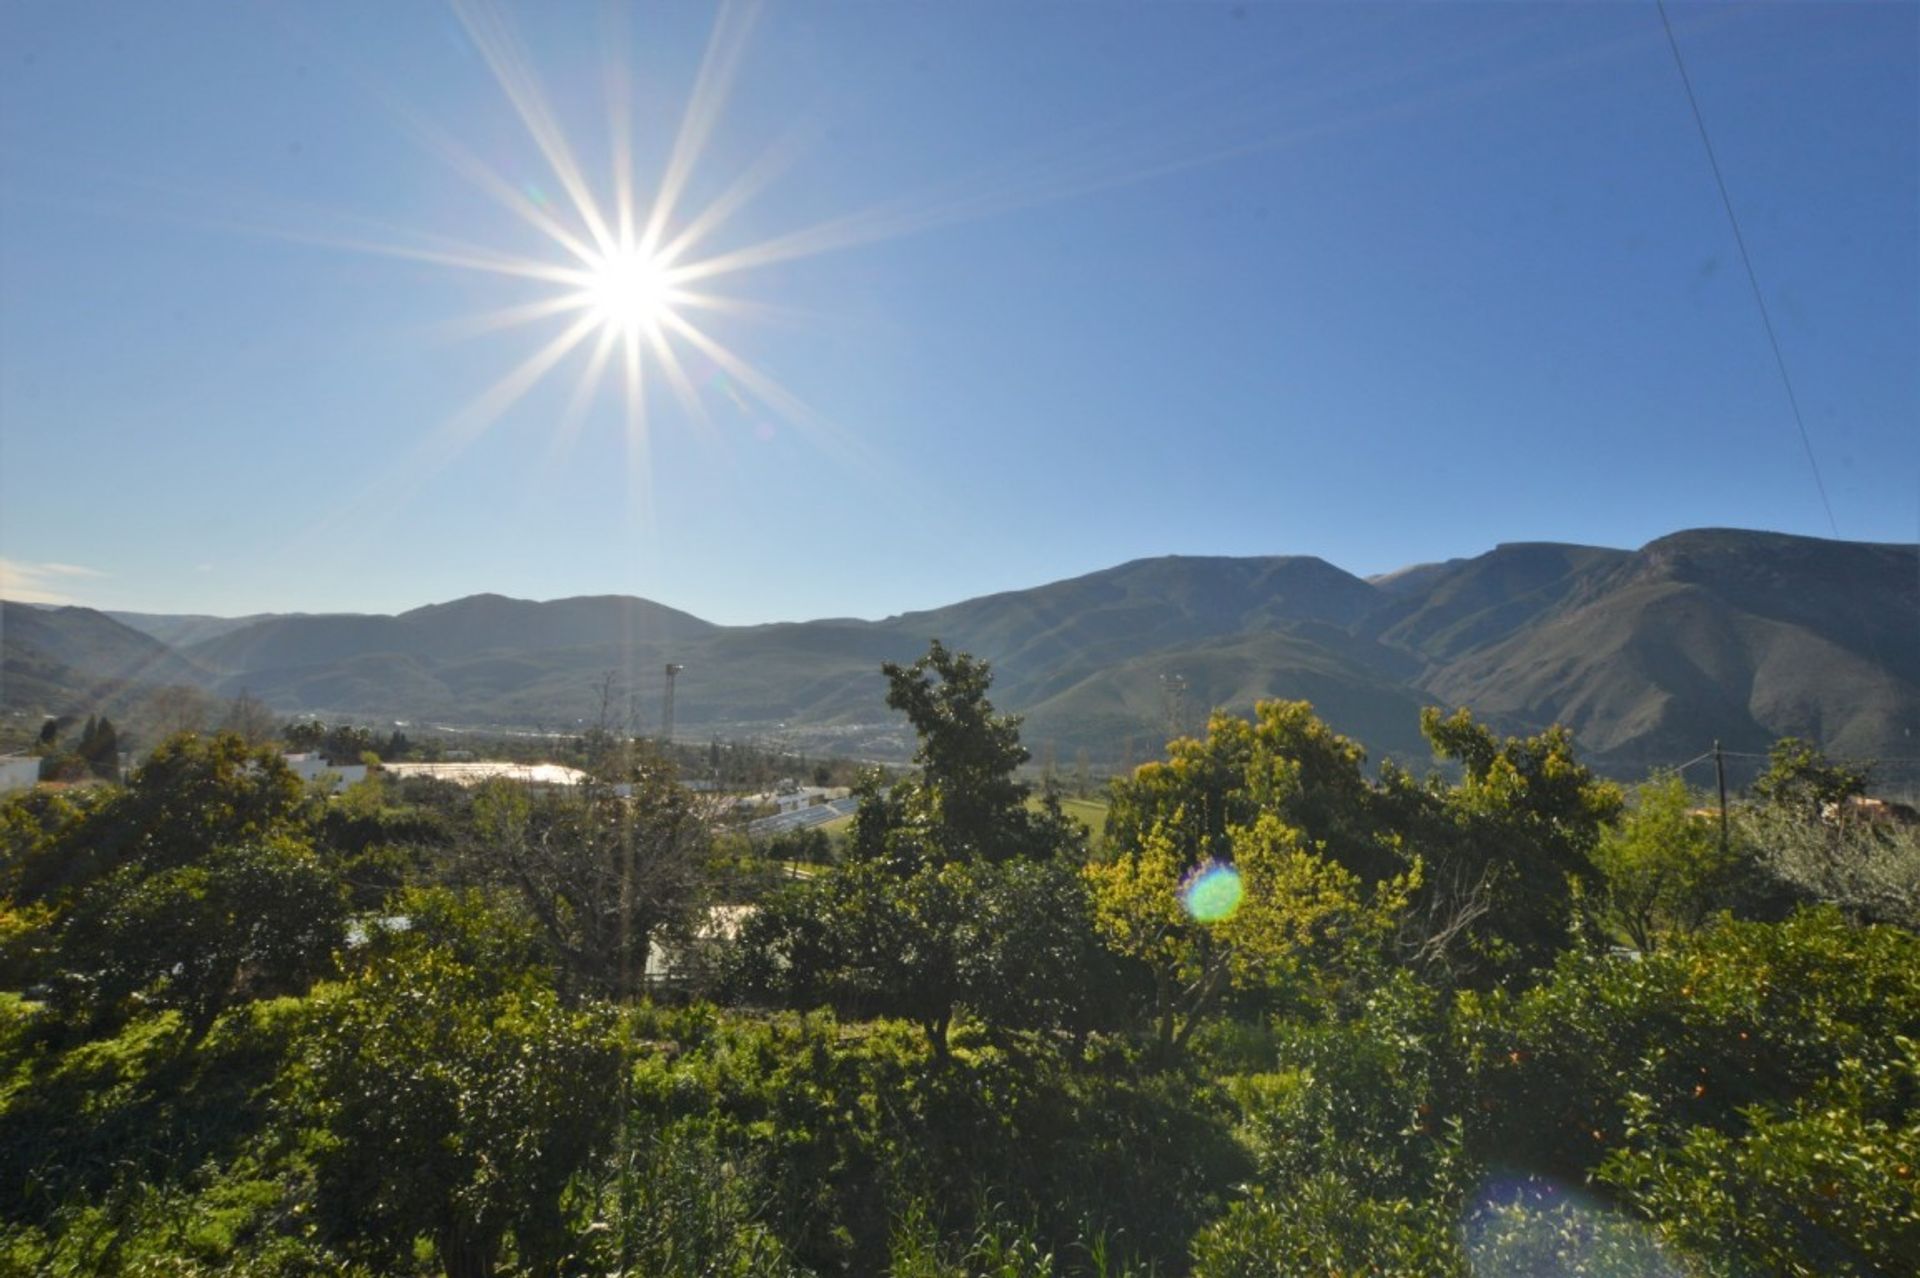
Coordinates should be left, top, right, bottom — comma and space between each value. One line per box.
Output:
1087, 813, 1409, 1049
3, 672, 1911, 1277
1462, 1190, 1683, 1278
465, 752, 713, 1000
732, 860, 971, 1052
1226, 975, 1459, 1201
763, 824, 835, 867
1600, 1039, 1920, 1275
1095, 703, 1419, 1047
0, 997, 308, 1243
0, 1173, 371, 1278
1189, 973, 1472, 1275
1735, 798, 1920, 929
958, 855, 1141, 1040
568, 1122, 805, 1277
730, 853, 1130, 1055
55, 836, 346, 1036
2, 733, 310, 914
74, 715, 121, 781
887, 1195, 1148, 1278
1104, 701, 1622, 990
879, 641, 1035, 867
281, 720, 379, 764
1190, 1175, 1463, 1277
1751, 736, 1870, 819
1382, 708, 1624, 981
1455, 909, 1920, 1187
313, 787, 450, 912
733, 643, 1104, 1055
853, 641, 1080, 874
1594, 772, 1745, 952
0, 734, 344, 1040
1105, 701, 1388, 880
293, 894, 621, 1278
624, 1009, 1244, 1276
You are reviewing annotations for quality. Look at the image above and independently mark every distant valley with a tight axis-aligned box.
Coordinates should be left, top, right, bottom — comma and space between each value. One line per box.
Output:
5, 528, 1917, 781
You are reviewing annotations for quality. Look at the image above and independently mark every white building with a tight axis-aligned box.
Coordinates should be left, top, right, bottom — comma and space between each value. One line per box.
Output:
381, 760, 592, 789
281, 753, 369, 792
0, 755, 40, 794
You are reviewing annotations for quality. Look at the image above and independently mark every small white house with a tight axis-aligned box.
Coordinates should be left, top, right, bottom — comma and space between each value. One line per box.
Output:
0, 755, 40, 795
282, 753, 369, 792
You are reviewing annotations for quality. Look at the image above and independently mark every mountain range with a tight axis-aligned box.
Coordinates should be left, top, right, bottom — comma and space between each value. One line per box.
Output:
4, 528, 1916, 779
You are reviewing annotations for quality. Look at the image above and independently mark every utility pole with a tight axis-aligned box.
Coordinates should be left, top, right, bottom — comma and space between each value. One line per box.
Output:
1713, 739, 1729, 857
661, 663, 685, 747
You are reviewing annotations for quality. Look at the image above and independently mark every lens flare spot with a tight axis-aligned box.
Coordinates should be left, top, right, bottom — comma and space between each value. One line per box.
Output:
1465, 1174, 1682, 1275
1182, 862, 1243, 922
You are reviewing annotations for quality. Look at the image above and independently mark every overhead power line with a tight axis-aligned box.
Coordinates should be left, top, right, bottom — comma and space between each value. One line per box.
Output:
1655, 0, 1840, 539
1668, 749, 1719, 774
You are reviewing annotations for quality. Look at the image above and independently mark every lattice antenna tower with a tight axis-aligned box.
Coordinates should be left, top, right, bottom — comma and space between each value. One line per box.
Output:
661, 663, 685, 746
1160, 672, 1189, 745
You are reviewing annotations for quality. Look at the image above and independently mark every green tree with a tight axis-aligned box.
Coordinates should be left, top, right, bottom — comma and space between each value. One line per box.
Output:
1751, 736, 1870, 821
1088, 812, 1410, 1050
74, 715, 121, 780
730, 643, 1099, 1055
1383, 709, 1624, 980
57, 835, 346, 1038
467, 751, 714, 1001
862, 640, 1060, 868
1, 732, 309, 915
0, 733, 330, 1040
1105, 701, 1392, 881
1600, 1038, 1920, 1275
321, 723, 378, 764
297, 890, 620, 1278
282, 719, 327, 753
1455, 908, 1920, 1189
1593, 771, 1742, 952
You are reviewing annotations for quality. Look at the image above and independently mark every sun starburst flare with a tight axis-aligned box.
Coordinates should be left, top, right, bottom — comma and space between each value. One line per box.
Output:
253, 0, 1611, 551
579, 246, 679, 337
314, 0, 879, 525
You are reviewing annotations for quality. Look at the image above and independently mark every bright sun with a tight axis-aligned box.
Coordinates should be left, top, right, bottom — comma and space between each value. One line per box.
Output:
354, 3, 842, 462
584, 248, 676, 336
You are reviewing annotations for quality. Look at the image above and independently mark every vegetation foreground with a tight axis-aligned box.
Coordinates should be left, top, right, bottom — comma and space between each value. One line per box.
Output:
1, 642, 1915, 1276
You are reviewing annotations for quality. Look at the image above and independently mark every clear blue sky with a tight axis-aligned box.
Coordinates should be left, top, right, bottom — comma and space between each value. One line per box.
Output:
1, 1, 1913, 624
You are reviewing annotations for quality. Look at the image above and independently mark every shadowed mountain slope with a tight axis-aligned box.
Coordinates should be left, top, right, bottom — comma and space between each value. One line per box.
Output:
1362, 542, 1630, 661
14, 529, 1916, 776
1420, 530, 1920, 768
186, 594, 716, 676
1, 603, 213, 717
105, 610, 284, 648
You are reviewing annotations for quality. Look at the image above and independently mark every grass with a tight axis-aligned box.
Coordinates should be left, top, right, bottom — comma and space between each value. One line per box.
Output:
1037, 794, 1110, 846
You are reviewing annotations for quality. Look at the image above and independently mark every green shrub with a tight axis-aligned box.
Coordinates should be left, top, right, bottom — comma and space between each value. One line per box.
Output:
566, 1122, 805, 1278
292, 909, 620, 1278
1600, 1040, 1920, 1275
1190, 1175, 1462, 1277
1455, 908, 1920, 1183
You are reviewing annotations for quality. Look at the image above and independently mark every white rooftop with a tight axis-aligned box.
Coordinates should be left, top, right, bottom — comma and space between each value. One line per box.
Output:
382, 761, 591, 787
